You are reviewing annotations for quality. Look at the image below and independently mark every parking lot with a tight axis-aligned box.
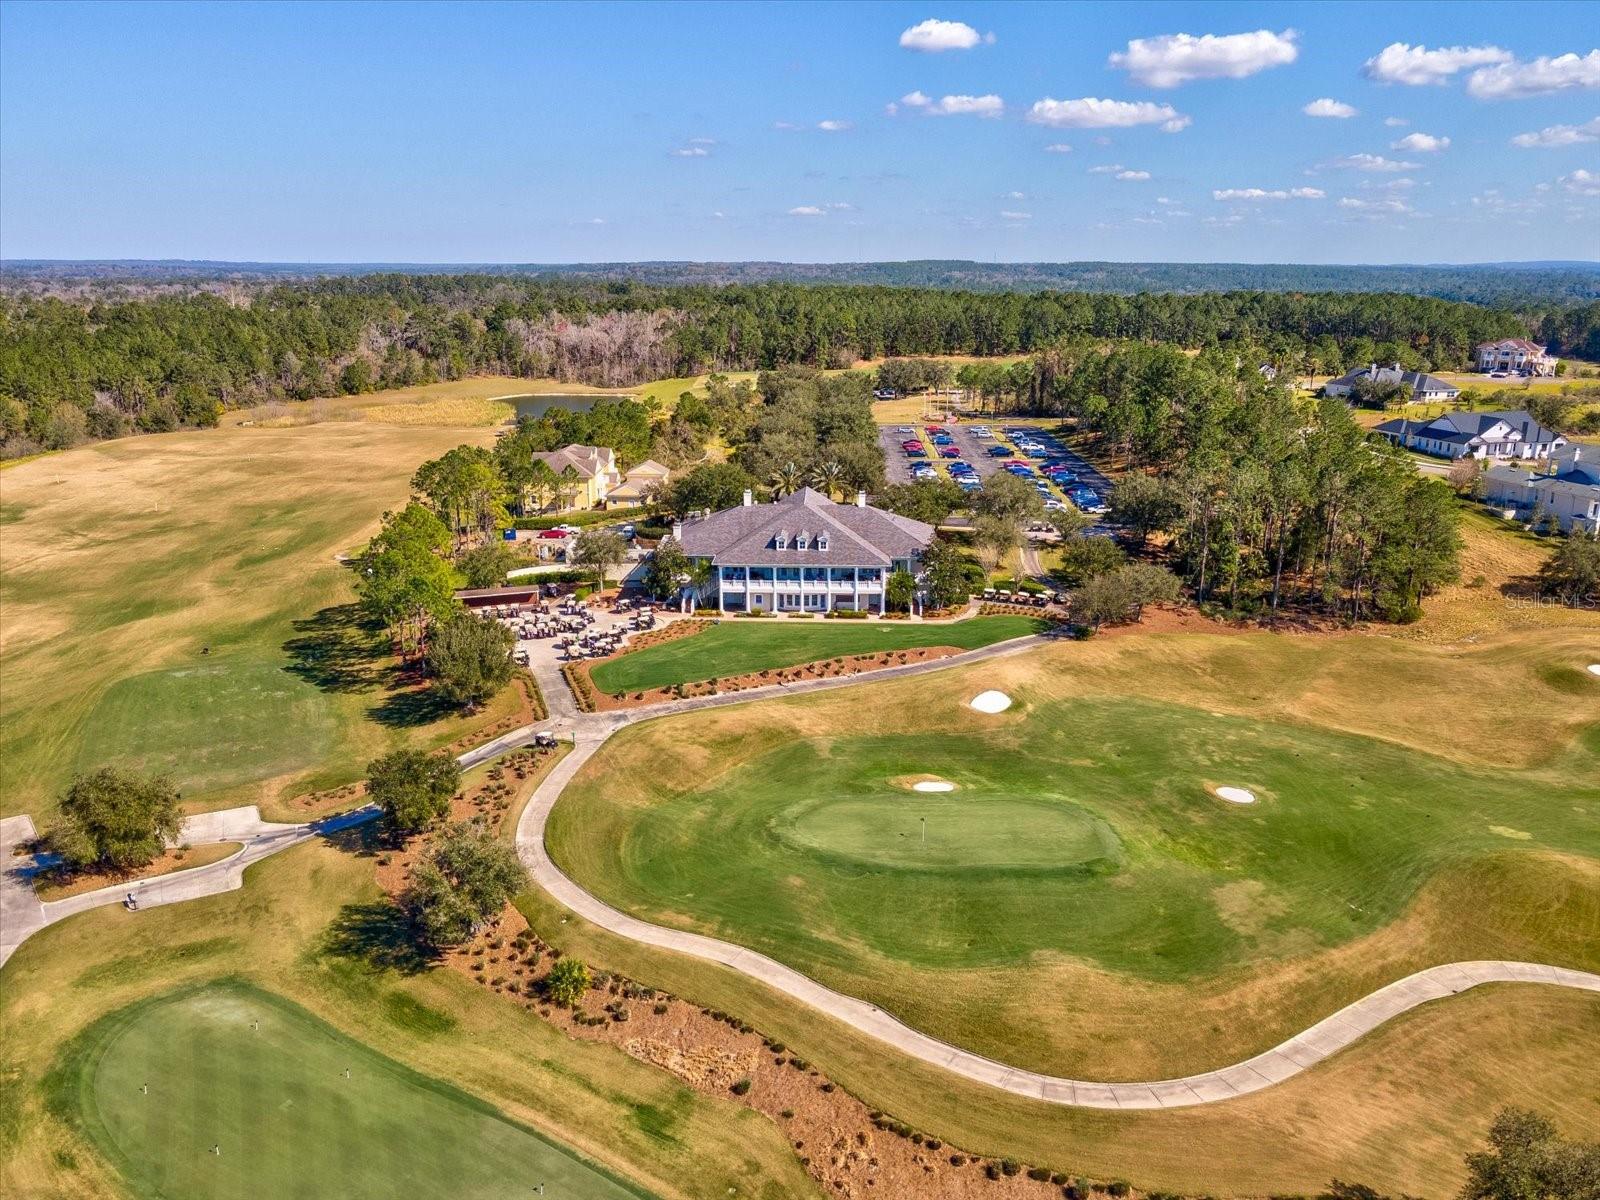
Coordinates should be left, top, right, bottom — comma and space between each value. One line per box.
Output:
878, 421, 1115, 521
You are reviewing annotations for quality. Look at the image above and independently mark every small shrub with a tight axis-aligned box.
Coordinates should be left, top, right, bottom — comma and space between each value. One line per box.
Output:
780, 1109, 794, 1119
949, 1154, 966, 1167
1029, 1167, 1053, 1182
1001, 1158, 1021, 1177
730, 1079, 752, 1096
1108, 1183, 1131, 1198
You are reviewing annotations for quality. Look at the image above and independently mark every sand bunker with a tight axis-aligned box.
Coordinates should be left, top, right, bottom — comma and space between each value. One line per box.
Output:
1213, 786, 1257, 805
1588, 664, 1600, 677
912, 780, 956, 793
970, 690, 1013, 714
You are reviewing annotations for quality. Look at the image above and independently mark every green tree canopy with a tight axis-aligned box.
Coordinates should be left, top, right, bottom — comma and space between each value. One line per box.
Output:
403, 821, 528, 947
426, 613, 515, 709
49, 767, 182, 871
367, 748, 461, 833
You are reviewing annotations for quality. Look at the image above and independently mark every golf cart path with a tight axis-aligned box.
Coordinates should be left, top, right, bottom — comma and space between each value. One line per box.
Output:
503, 635, 1600, 1110
0, 804, 378, 967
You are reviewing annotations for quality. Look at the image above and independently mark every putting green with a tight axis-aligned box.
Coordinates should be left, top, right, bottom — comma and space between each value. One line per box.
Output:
777, 792, 1122, 872
76, 657, 336, 795
58, 982, 656, 1200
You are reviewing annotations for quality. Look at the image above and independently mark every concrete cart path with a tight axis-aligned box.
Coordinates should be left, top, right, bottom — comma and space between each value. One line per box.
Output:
1, 804, 378, 967
507, 643, 1600, 1110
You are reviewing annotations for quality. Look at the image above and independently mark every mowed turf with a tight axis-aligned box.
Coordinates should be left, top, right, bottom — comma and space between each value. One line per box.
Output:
61, 982, 656, 1200
550, 627, 1600, 1078
589, 615, 1042, 694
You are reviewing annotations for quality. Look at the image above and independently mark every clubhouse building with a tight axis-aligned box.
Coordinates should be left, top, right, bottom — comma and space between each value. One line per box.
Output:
670, 487, 936, 614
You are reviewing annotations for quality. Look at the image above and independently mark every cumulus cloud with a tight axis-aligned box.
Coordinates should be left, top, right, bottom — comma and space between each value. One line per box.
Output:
896, 91, 1005, 118
1303, 97, 1358, 118
999, 210, 1032, 220
1391, 131, 1450, 152
1028, 97, 1190, 130
1325, 153, 1420, 172
1338, 196, 1413, 213
1466, 51, 1600, 100
787, 205, 825, 216
1005, 190, 1026, 199
899, 19, 992, 52
1512, 116, 1600, 147
1362, 42, 1510, 86
1108, 29, 1298, 87
1212, 187, 1325, 200
817, 119, 853, 132
670, 146, 710, 157
1042, 142, 1073, 154
1384, 116, 1410, 127
1116, 169, 1151, 181
1561, 168, 1600, 195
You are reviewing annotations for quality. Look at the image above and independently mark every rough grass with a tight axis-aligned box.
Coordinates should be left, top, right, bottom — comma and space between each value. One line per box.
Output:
54, 981, 657, 1200
550, 626, 1600, 1086
0, 840, 817, 1200
589, 615, 1042, 695
358, 396, 516, 426
0, 422, 524, 819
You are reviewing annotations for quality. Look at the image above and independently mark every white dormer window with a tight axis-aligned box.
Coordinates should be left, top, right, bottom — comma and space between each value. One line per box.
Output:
796, 533, 809, 550
775, 531, 788, 550
816, 533, 830, 551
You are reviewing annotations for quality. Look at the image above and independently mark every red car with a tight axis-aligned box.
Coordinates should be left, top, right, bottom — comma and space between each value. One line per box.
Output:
925, 426, 946, 435
939, 445, 961, 458
901, 441, 924, 452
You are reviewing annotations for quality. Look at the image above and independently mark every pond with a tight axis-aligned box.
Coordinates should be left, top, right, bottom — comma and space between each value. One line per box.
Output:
506, 393, 634, 421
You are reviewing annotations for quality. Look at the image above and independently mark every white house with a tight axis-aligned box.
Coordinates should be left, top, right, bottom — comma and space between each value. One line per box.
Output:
1324, 363, 1460, 403
1482, 445, 1600, 533
669, 487, 936, 614
1372, 409, 1567, 461
1475, 338, 1556, 377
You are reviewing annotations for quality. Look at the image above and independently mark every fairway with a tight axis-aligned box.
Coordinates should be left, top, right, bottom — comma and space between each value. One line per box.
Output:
63, 983, 657, 1200
589, 615, 1042, 695
550, 628, 1600, 1078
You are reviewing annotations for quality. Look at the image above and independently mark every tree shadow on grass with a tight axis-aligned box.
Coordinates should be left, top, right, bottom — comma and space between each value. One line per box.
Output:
318, 901, 439, 976
367, 681, 459, 729
283, 604, 389, 695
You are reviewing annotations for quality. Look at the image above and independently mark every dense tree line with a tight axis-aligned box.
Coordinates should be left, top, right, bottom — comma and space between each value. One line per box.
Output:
0, 275, 1545, 457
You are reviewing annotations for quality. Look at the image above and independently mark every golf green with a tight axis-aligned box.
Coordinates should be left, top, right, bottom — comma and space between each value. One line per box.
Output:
550, 695, 1600, 984
589, 615, 1042, 694
59, 982, 657, 1200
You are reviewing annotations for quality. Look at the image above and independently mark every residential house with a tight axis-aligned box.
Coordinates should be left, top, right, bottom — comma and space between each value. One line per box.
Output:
606, 458, 672, 506
1475, 338, 1556, 377
1482, 445, 1600, 533
531, 444, 621, 510
1323, 363, 1460, 403
1372, 409, 1567, 461
670, 486, 936, 614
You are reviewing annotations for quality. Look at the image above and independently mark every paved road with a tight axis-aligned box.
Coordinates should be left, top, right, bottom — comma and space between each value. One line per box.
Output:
1, 804, 377, 967
502, 637, 1600, 1109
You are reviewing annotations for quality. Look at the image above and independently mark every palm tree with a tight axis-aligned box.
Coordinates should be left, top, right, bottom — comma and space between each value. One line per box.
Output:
527, 459, 559, 515
557, 464, 581, 512
809, 460, 844, 500
769, 461, 804, 497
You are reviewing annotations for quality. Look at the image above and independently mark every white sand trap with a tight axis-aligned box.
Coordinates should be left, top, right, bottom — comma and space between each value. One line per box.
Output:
970, 690, 1013, 714
1214, 786, 1257, 805
912, 780, 956, 793
1588, 664, 1600, 677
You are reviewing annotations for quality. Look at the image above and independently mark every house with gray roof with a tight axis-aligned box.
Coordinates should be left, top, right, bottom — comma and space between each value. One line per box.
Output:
1373, 409, 1567, 461
1323, 363, 1459, 404
668, 487, 936, 614
1483, 445, 1600, 534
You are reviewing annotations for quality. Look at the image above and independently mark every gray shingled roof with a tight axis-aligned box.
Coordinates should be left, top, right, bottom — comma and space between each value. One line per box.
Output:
675, 488, 935, 567
1375, 409, 1562, 445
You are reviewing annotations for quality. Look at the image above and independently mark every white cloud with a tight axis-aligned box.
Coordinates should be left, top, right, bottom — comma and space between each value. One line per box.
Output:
898, 91, 1005, 118
1466, 51, 1600, 100
1362, 42, 1511, 86
773, 121, 801, 131
689, 137, 717, 146
1303, 97, 1358, 118
1028, 97, 1190, 130
817, 119, 853, 132
899, 19, 991, 52
1391, 132, 1450, 152
1108, 28, 1298, 87
670, 146, 710, 157
1338, 196, 1413, 213
1325, 153, 1421, 172
1043, 142, 1073, 153
826, 201, 855, 210
710, 211, 726, 219
581, 217, 606, 225
1005, 190, 1026, 200
999, 210, 1032, 220
1561, 168, 1600, 195
1116, 169, 1151, 181
1384, 116, 1410, 127
1512, 117, 1600, 147
1212, 187, 1325, 201
787, 205, 825, 216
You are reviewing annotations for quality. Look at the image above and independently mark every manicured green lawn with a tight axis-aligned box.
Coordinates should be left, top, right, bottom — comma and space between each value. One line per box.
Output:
76, 658, 336, 794
58, 981, 658, 1200
551, 694, 1600, 984
589, 616, 1043, 695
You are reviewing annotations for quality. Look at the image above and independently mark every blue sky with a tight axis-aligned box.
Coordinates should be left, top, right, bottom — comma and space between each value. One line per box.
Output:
2, 0, 1596, 263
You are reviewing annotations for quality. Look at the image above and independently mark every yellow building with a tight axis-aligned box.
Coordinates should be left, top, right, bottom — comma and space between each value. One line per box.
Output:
532, 444, 621, 510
